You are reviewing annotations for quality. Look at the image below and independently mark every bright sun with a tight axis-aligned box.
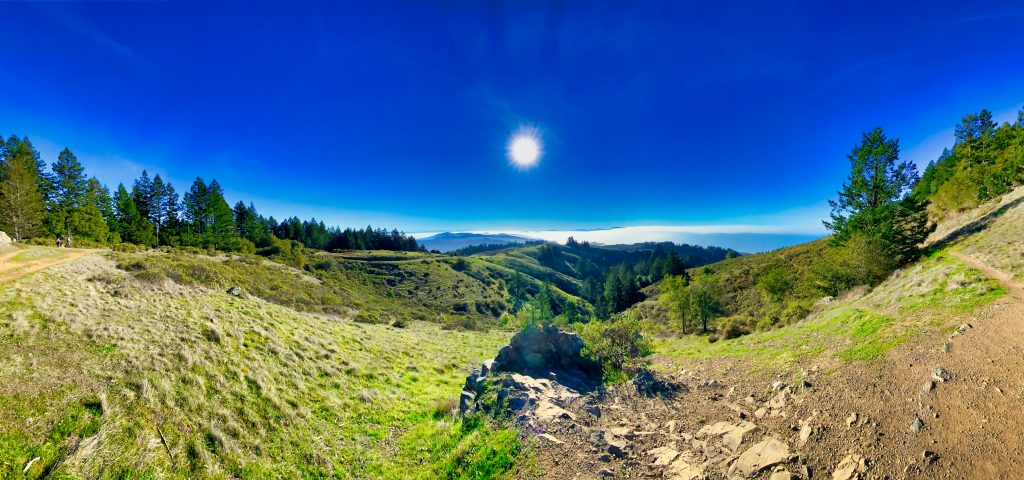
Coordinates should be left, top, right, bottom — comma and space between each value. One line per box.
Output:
508, 132, 541, 169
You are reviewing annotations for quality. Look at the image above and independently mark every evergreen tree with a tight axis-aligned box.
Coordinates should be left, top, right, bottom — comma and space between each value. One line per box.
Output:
47, 148, 89, 238
132, 170, 155, 221
0, 151, 46, 240
114, 184, 156, 246
825, 127, 933, 265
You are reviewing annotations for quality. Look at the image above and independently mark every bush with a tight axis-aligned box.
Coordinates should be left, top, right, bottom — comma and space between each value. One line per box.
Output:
812, 233, 897, 296
718, 315, 753, 339
576, 314, 653, 379
113, 243, 145, 253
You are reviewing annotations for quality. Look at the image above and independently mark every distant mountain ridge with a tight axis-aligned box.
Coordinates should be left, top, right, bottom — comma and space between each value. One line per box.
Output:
417, 232, 537, 252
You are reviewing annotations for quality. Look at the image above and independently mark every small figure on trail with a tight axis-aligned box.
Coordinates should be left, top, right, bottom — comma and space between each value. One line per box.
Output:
65, 235, 73, 249
56, 237, 64, 248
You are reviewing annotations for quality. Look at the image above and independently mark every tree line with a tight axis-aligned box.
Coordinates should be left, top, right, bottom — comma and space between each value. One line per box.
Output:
0, 133, 422, 254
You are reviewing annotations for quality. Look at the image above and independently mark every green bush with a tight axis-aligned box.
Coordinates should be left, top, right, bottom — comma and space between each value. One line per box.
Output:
718, 315, 753, 339
577, 314, 652, 379
812, 233, 896, 296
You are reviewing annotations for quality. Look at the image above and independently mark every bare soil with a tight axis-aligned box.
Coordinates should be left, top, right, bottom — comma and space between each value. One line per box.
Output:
528, 250, 1024, 479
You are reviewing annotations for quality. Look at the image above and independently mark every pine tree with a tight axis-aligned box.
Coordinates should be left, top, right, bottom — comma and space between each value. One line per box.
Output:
825, 127, 934, 265
47, 148, 90, 238
114, 184, 156, 246
0, 152, 46, 241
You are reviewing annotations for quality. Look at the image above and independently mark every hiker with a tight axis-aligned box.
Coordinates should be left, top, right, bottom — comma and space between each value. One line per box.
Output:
65, 235, 73, 249
56, 237, 63, 248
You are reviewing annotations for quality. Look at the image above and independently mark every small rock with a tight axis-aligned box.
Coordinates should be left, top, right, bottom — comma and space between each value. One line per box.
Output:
607, 437, 631, 458
910, 417, 924, 433
798, 422, 813, 447
770, 470, 795, 480
598, 468, 615, 478
647, 445, 679, 466
730, 437, 791, 476
931, 366, 951, 383
922, 380, 935, 394
958, 323, 973, 333
922, 450, 939, 464
832, 454, 868, 480
538, 433, 564, 445
942, 342, 952, 353
226, 285, 243, 296
846, 412, 858, 428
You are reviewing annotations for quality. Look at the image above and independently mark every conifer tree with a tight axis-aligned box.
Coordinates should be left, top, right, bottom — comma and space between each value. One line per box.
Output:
114, 184, 156, 246
47, 148, 90, 238
825, 127, 934, 265
0, 151, 46, 240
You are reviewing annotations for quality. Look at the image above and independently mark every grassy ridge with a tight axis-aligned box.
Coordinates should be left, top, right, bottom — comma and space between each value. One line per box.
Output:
0, 252, 525, 479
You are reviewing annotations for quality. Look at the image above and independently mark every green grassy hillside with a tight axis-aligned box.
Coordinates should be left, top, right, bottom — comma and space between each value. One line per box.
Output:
0, 252, 526, 479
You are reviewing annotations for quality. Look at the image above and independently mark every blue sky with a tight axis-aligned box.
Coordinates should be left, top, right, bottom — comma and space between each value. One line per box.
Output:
2, 1, 1023, 251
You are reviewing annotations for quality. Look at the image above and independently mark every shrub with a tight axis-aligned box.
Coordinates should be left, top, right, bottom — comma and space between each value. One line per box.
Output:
718, 315, 752, 339
812, 233, 896, 296
577, 314, 652, 379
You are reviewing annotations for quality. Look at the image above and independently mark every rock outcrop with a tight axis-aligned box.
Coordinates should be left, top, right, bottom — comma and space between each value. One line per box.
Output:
459, 325, 602, 417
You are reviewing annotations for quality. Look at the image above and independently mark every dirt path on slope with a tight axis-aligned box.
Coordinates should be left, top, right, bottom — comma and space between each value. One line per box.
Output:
897, 251, 1024, 478
0, 247, 98, 284
949, 250, 1024, 299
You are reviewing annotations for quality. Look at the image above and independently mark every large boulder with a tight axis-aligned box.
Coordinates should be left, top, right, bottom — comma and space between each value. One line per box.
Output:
0, 231, 11, 245
459, 325, 603, 415
493, 324, 602, 387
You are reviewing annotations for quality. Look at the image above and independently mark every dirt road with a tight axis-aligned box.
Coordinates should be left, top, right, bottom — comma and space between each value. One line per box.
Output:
0, 247, 97, 284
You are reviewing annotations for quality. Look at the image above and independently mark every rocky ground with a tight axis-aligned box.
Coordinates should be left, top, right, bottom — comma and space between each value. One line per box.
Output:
463, 244, 1024, 479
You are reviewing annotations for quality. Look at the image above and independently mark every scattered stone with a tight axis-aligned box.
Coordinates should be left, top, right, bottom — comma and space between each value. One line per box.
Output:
731, 437, 791, 476
770, 380, 788, 392
607, 437, 632, 458
608, 426, 636, 440
667, 457, 703, 480
755, 408, 768, 419
910, 417, 925, 433
226, 285, 243, 296
922, 450, 939, 464
832, 454, 868, 480
922, 380, 935, 394
943, 342, 952, 353
590, 429, 608, 447
958, 323, 973, 333
700, 379, 725, 389
535, 399, 575, 422
798, 422, 813, 447
931, 366, 951, 383
598, 468, 615, 478
585, 404, 602, 418
634, 370, 685, 398
846, 412, 859, 428
770, 469, 795, 480
647, 445, 679, 466
538, 433, 564, 445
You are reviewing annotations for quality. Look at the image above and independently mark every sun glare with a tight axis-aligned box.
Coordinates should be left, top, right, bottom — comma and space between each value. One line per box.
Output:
508, 130, 542, 169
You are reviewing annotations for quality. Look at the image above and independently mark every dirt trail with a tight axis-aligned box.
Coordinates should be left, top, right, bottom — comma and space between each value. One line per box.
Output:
0, 247, 98, 284
910, 251, 1024, 478
949, 250, 1024, 299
